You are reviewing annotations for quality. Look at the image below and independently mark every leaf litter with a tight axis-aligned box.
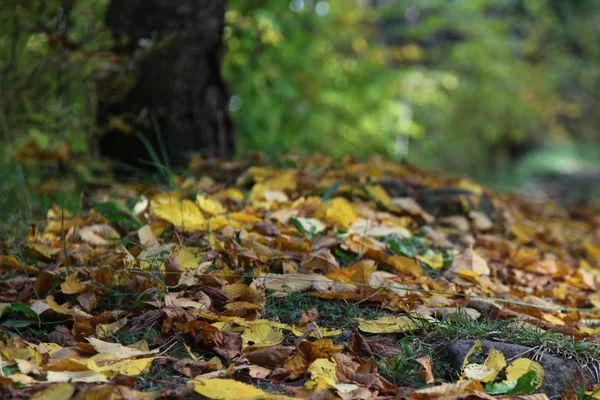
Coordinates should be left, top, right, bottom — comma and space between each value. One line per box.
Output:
1, 155, 600, 398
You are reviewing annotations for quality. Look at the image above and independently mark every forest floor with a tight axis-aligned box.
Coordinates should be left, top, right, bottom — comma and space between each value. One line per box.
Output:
1, 155, 600, 399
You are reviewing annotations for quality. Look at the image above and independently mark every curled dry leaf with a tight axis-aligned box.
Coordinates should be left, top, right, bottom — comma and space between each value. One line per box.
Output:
78, 224, 120, 247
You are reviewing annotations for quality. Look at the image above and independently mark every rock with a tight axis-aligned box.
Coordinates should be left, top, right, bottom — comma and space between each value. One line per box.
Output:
448, 340, 579, 399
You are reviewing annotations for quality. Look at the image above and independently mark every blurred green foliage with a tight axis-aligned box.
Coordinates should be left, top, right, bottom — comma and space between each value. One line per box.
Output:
224, 0, 401, 158
225, 0, 600, 177
0, 0, 112, 160
1, 0, 599, 180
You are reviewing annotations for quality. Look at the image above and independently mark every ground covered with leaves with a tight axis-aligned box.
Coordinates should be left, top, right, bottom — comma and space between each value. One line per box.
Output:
1, 156, 600, 399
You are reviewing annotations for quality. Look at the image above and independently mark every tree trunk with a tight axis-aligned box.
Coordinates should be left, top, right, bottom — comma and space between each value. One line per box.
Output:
98, 0, 234, 173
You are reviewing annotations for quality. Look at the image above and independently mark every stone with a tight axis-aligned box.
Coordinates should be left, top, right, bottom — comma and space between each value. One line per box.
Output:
447, 340, 581, 399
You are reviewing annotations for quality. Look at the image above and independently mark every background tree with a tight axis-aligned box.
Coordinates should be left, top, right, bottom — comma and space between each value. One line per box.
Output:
1, 0, 599, 186
98, 0, 234, 173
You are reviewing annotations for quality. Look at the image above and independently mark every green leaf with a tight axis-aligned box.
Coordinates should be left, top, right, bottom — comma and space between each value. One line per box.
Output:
11, 303, 37, 319
388, 239, 414, 258
485, 371, 538, 395
509, 371, 538, 395
290, 218, 310, 238
1, 319, 32, 329
485, 380, 516, 395
321, 182, 342, 201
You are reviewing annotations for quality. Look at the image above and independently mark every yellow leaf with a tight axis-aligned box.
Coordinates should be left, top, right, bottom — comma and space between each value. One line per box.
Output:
450, 247, 490, 276
241, 321, 283, 350
586, 384, 600, 399
137, 243, 175, 270
456, 269, 481, 283
45, 357, 89, 372
584, 238, 600, 260
288, 325, 342, 338
46, 370, 109, 383
314, 197, 357, 230
206, 215, 233, 231
461, 341, 482, 370
31, 243, 61, 260
354, 316, 419, 334
364, 184, 391, 206
541, 313, 565, 326
138, 225, 159, 247
174, 246, 204, 270
184, 343, 199, 362
61, 273, 87, 295
416, 253, 444, 270
554, 284, 568, 301
457, 179, 483, 195
462, 347, 505, 383
483, 349, 506, 381
579, 326, 600, 335
293, 217, 326, 234
383, 254, 423, 277
589, 293, 600, 308
411, 381, 484, 400
78, 224, 120, 247
150, 193, 206, 232
505, 358, 544, 388
213, 188, 245, 201
305, 358, 338, 389
255, 273, 320, 292
0, 255, 22, 270
189, 378, 291, 399
263, 189, 289, 203
96, 318, 127, 338
88, 356, 155, 376
31, 383, 75, 400
46, 295, 94, 318
197, 195, 226, 215
229, 212, 262, 224
87, 337, 157, 359
462, 363, 496, 382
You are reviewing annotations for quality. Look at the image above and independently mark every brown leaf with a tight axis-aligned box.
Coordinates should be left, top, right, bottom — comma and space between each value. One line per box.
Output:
295, 308, 319, 327
164, 252, 183, 287
416, 356, 435, 384
245, 346, 295, 368
450, 247, 490, 276
47, 326, 76, 346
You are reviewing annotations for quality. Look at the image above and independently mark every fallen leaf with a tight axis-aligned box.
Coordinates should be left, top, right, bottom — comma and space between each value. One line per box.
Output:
189, 377, 292, 399
354, 316, 419, 334
505, 358, 544, 389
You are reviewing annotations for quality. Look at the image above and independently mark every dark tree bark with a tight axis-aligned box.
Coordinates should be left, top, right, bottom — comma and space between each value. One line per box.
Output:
98, 0, 234, 173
